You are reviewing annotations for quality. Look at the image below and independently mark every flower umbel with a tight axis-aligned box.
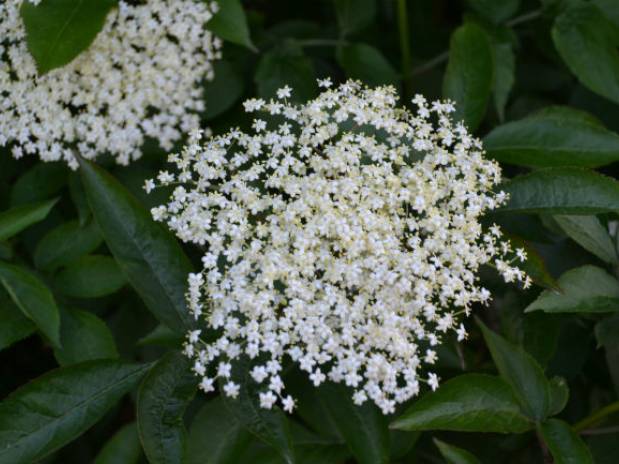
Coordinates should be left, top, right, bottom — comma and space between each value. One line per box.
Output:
0, 0, 221, 167
150, 80, 529, 414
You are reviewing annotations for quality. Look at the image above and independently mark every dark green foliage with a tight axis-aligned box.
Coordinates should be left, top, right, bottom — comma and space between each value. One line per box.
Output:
79, 159, 195, 334
20, 0, 118, 74
3, 0, 619, 462
137, 352, 196, 464
391, 374, 533, 433
0, 361, 149, 463
206, 0, 255, 51
443, 22, 494, 131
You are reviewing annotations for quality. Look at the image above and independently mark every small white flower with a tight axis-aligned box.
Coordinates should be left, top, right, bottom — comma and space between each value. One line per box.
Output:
276, 85, 292, 99
243, 98, 265, 112
217, 362, 232, 378
193, 361, 206, 377
251, 366, 268, 383
428, 372, 440, 391
456, 324, 468, 341
223, 381, 240, 398
199, 377, 215, 393
259, 391, 278, 409
353, 390, 368, 405
282, 395, 296, 413
309, 369, 326, 387
188, 330, 201, 344
317, 77, 333, 88
253, 119, 267, 132
424, 349, 437, 364
144, 179, 156, 194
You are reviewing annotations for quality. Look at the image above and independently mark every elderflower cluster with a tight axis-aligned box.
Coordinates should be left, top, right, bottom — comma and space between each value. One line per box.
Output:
150, 80, 530, 414
0, 0, 222, 168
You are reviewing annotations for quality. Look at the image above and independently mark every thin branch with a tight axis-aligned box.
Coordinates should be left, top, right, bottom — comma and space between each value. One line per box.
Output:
296, 39, 348, 48
397, 0, 413, 98
579, 425, 619, 436
506, 9, 543, 27
536, 429, 553, 464
574, 401, 619, 432
410, 51, 449, 77
408, 8, 543, 78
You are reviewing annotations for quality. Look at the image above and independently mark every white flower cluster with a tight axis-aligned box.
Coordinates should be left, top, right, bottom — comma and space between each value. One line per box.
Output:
0, 0, 222, 168
149, 80, 530, 414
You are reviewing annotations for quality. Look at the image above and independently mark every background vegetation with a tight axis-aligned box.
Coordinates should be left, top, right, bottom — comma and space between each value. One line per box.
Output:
2, 0, 619, 462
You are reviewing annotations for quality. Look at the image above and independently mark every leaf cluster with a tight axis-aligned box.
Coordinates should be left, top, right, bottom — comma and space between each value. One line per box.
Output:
2, 0, 619, 463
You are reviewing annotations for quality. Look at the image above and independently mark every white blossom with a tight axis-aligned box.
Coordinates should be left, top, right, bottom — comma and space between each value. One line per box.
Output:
0, 0, 222, 167
154, 80, 530, 414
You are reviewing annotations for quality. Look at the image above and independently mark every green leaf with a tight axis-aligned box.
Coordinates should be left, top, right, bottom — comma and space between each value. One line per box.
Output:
587, 431, 619, 464
478, 320, 551, 421
594, 313, 619, 348
334, 0, 377, 36
525, 265, 619, 314
320, 383, 390, 464
594, 0, 619, 28
68, 172, 91, 226
433, 438, 481, 464
207, 0, 256, 51
522, 313, 561, 368
552, 3, 619, 105
94, 422, 142, 464
186, 398, 253, 464
500, 167, 619, 215
137, 351, 196, 464
54, 308, 117, 366
79, 158, 195, 334
222, 358, 296, 464
205, 61, 245, 120
443, 22, 494, 131
0, 199, 57, 242
0, 360, 149, 464
34, 220, 103, 272
0, 242, 12, 261
595, 314, 619, 394
466, 0, 520, 24
289, 424, 350, 464
554, 215, 618, 264
20, 0, 117, 74
337, 43, 400, 88
548, 377, 569, 416
389, 430, 420, 461
54, 255, 127, 298
506, 235, 557, 289
0, 299, 35, 351
10, 162, 67, 207
255, 45, 316, 102
284, 373, 342, 441
597, 311, 619, 348
492, 37, 515, 121
484, 107, 619, 167
391, 374, 532, 433
137, 324, 183, 348
0, 262, 61, 348
539, 419, 594, 464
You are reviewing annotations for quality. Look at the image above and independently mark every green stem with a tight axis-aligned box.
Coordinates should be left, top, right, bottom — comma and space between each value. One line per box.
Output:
410, 51, 448, 77
396, 0, 412, 99
579, 425, 619, 436
573, 401, 619, 432
506, 9, 542, 27
408, 9, 542, 78
296, 39, 347, 48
